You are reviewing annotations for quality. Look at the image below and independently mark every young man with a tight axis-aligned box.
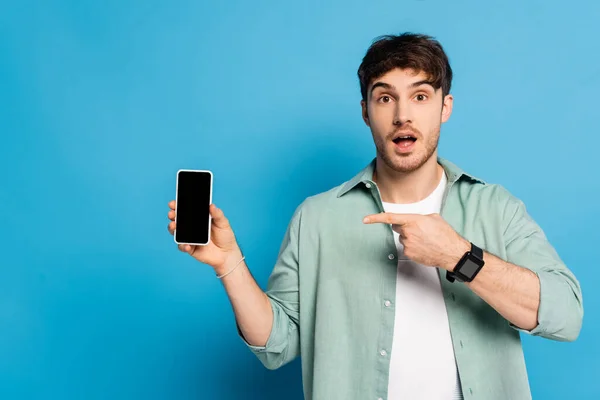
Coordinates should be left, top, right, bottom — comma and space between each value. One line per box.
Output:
167, 33, 583, 400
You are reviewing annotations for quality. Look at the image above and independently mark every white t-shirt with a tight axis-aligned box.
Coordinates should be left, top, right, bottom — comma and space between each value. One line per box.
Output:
383, 170, 464, 400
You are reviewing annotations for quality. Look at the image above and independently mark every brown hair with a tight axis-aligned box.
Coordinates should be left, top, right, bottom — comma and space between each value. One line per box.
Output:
357, 32, 453, 102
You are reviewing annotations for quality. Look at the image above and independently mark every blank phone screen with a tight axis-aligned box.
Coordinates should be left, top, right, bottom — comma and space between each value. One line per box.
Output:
175, 170, 212, 245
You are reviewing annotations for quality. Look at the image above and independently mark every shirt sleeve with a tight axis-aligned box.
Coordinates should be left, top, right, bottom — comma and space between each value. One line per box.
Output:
502, 194, 583, 342
236, 203, 303, 369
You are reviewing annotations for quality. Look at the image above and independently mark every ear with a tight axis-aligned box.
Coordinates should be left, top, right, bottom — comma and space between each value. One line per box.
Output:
441, 94, 454, 123
361, 100, 370, 127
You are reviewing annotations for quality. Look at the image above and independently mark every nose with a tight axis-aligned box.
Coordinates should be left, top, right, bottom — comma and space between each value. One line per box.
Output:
393, 100, 411, 126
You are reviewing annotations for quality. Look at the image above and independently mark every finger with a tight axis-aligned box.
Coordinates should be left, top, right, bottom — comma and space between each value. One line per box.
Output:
391, 224, 403, 234
168, 200, 176, 210
168, 221, 176, 235
210, 204, 231, 229
178, 244, 193, 253
168, 210, 176, 221
363, 212, 410, 225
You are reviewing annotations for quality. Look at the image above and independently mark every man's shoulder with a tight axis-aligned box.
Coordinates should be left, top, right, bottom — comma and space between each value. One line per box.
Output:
453, 173, 528, 230
445, 157, 521, 206
285, 177, 362, 229
294, 183, 346, 214
470, 177, 523, 203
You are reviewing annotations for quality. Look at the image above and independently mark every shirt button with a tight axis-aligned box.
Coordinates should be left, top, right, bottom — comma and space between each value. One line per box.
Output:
365, 182, 372, 188
384, 300, 391, 307
388, 254, 395, 260
380, 349, 387, 356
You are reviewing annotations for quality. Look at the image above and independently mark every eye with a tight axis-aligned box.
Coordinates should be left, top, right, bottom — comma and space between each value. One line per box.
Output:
378, 95, 393, 103
415, 93, 428, 101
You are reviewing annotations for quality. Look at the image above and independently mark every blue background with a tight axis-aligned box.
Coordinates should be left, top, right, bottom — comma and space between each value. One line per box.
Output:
1, 0, 598, 398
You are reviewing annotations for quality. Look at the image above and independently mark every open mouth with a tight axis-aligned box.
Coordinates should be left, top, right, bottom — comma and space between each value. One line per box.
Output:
392, 134, 417, 151
392, 135, 417, 145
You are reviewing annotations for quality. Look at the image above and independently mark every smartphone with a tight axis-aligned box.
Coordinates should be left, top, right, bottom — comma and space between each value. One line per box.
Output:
174, 169, 213, 246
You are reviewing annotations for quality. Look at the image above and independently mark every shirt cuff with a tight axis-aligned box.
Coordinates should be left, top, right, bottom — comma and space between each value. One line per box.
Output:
236, 297, 290, 354
507, 268, 553, 336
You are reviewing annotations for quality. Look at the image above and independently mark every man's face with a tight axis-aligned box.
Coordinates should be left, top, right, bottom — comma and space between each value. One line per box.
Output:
361, 68, 453, 173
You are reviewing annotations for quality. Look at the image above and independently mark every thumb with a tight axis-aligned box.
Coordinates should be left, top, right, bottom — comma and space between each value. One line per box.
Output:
210, 204, 231, 229
391, 224, 402, 234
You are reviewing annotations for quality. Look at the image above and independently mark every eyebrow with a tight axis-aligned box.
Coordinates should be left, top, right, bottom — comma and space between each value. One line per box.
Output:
370, 79, 435, 95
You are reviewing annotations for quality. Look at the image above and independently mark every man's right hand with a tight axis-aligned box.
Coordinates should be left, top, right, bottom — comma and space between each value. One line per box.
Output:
169, 201, 274, 350
167, 201, 242, 274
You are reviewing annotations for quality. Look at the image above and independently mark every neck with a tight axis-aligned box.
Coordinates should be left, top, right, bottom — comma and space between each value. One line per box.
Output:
373, 153, 444, 204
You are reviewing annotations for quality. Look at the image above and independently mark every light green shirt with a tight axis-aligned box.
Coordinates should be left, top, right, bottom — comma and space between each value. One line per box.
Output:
238, 156, 583, 400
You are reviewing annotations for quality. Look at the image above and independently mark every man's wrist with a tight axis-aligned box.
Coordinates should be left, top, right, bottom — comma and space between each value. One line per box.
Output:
215, 247, 244, 276
442, 238, 471, 271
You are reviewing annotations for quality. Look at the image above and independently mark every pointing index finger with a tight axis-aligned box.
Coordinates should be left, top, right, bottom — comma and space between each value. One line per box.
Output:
363, 213, 412, 225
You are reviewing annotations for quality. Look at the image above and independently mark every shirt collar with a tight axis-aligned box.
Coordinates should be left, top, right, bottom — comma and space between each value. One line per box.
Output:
336, 156, 486, 198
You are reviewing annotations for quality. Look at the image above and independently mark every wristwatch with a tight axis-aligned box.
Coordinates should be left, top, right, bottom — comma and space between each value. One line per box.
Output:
446, 242, 485, 283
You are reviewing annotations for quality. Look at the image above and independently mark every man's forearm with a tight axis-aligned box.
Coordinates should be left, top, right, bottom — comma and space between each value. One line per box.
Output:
464, 250, 541, 331
217, 248, 274, 347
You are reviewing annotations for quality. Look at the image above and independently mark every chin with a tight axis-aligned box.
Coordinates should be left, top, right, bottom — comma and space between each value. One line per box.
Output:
391, 159, 426, 173
383, 150, 433, 173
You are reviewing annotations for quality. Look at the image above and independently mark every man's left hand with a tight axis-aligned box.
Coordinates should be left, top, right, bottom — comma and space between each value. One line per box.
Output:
363, 212, 470, 271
